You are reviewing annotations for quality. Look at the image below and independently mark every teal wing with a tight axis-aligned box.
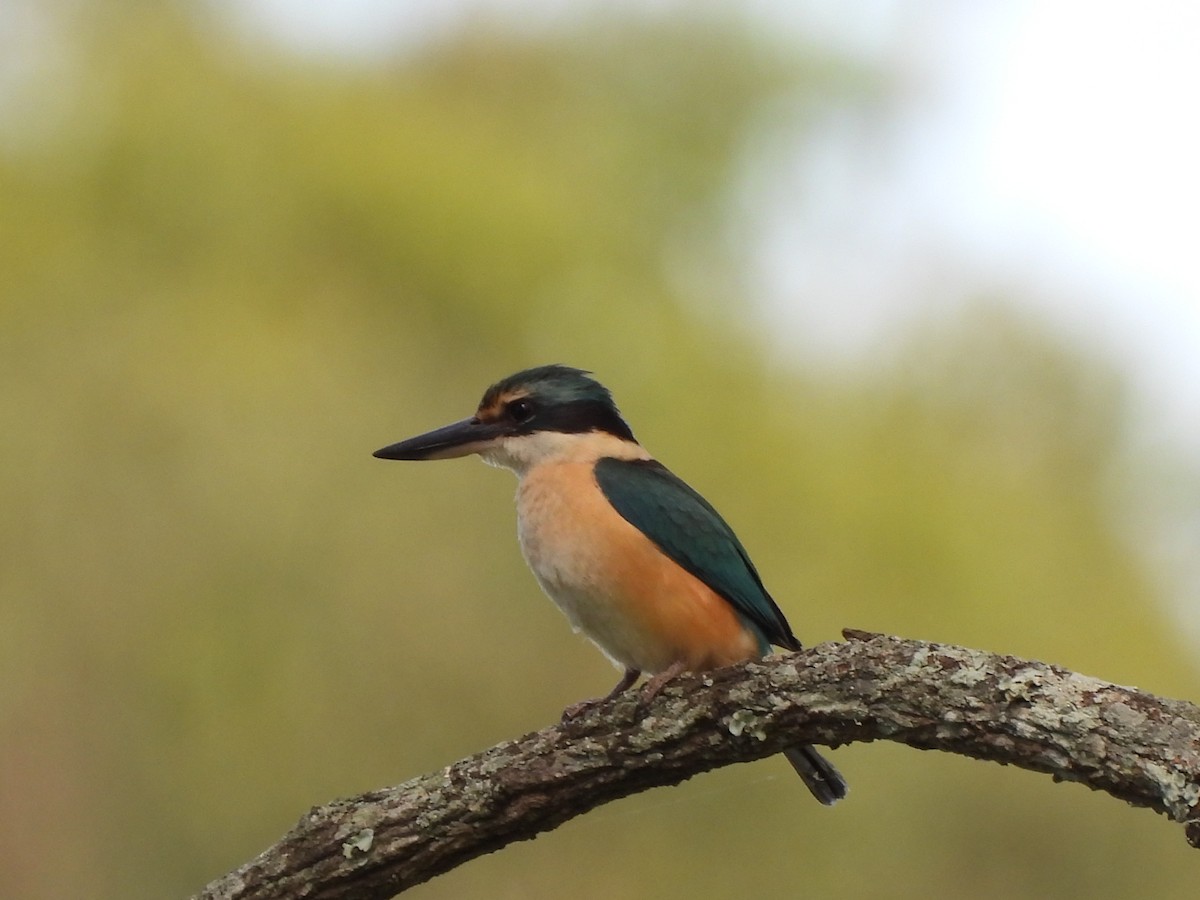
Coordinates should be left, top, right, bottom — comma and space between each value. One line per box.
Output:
593, 457, 800, 652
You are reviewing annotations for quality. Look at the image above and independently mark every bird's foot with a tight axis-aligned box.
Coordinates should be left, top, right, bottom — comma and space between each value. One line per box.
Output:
560, 697, 604, 721
561, 667, 641, 722
637, 660, 688, 706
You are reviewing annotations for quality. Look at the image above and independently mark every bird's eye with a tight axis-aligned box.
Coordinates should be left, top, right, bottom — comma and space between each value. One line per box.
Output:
507, 398, 534, 423
507, 399, 533, 422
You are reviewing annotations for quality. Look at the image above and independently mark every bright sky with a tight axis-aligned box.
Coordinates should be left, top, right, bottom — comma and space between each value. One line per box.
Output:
976, 4, 1200, 435
746, 3, 1200, 447
744, 2, 1200, 631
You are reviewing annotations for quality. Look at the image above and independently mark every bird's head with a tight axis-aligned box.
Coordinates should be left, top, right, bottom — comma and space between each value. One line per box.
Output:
374, 365, 643, 473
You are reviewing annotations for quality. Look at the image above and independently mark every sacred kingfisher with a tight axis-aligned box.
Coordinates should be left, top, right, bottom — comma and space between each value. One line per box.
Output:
374, 365, 847, 805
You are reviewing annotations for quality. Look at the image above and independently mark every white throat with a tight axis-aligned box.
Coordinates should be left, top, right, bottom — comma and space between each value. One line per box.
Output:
479, 430, 650, 476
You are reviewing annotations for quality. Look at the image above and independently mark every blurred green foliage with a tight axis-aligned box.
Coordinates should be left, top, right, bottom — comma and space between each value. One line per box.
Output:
0, 5, 1195, 899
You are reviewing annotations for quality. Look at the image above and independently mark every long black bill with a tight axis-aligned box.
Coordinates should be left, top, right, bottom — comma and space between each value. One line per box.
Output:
373, 417, 502, 461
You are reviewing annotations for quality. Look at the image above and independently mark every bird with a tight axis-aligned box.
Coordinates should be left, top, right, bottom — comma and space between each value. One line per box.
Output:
373, 364, 847, 805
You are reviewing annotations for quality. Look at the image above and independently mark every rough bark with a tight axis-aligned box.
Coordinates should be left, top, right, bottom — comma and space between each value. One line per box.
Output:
195, 632, 1200, 900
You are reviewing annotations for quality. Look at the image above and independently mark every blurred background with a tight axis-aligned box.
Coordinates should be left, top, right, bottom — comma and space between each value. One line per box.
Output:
2, 1, 1198, 897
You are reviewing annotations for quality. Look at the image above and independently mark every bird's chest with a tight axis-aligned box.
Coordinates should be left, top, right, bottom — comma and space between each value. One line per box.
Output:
513, 461, 759, 674
515, 461, 673, 671
516, 463, 620, 622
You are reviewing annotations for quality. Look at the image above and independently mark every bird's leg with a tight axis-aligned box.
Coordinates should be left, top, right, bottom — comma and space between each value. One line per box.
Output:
638, 659, 688, 705
560, 667, 641, 721
605, 666, 643, 698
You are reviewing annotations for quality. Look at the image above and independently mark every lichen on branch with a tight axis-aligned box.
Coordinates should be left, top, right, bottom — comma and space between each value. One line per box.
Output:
195, 633, 1200, 900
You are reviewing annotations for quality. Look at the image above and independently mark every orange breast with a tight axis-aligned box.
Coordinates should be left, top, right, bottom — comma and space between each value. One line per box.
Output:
517, 461, 760, 674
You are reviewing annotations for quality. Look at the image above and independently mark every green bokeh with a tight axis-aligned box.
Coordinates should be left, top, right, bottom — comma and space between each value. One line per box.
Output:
1, 5, 1194, 898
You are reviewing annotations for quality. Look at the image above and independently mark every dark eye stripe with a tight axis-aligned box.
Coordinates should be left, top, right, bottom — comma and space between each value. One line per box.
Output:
530, 400, 636, 442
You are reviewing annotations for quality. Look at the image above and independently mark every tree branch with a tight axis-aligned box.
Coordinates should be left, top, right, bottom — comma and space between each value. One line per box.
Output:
195, 633, 1200, 899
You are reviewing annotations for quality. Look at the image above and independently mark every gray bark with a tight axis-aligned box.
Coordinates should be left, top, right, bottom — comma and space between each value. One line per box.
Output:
194, 632, 1200, 900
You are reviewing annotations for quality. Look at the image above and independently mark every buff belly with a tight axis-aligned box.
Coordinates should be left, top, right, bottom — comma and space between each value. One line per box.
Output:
516, 461, 760, 674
